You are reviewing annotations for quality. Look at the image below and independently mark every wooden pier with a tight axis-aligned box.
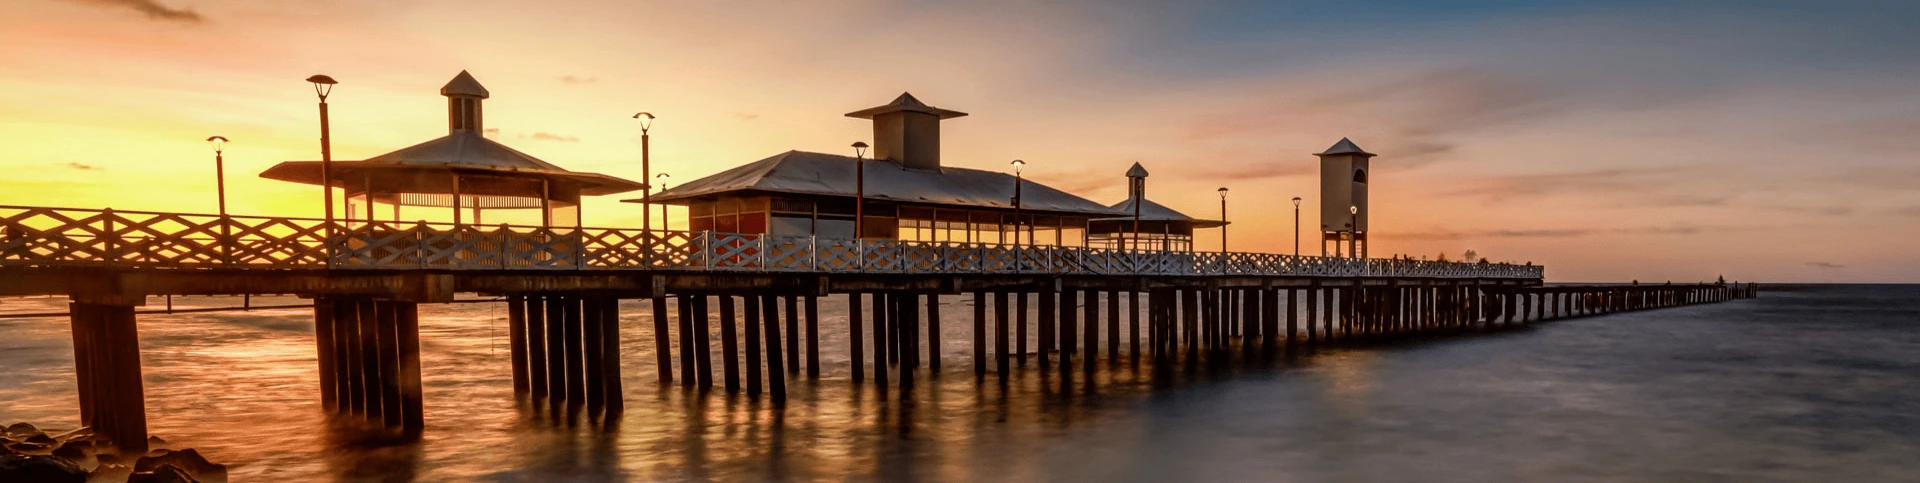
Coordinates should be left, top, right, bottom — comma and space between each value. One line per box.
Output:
0, 205, 1755, 452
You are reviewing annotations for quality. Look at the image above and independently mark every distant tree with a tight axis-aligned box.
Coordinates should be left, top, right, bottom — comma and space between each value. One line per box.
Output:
1436, 252, 1450, 262
1464, 249, 1478, 262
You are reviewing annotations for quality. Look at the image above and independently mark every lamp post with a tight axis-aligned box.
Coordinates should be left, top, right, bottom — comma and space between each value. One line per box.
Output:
633, 112, 655, 232
1218, 187, 1229, 253
306, 75, 337, 265
853, 141, 868, 239
1349, 205, 1359, 259
1291, 197, 1302, 256
207, 136, 230, 219
655, 172, 671, 231
1010, 159, 1025, 246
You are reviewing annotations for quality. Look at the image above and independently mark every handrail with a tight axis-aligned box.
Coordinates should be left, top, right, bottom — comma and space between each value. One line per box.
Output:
0, 205, 1545, 279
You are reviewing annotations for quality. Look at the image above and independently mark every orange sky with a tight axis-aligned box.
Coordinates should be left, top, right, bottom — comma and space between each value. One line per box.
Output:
4, 0, 1918, 282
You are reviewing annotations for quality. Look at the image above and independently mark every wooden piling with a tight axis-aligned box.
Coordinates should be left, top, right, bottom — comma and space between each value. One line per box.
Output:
897, 293, 918, 385
527, 296, 549, 400
651, 294, 672, 384
677, 295, 696, 387
395, 301, 424, 433
314, 299, 339, 411
974, 291, 987, 376
785, 295, 800, 374
994, 291, 1010, 375
744, 294, 763, 396
1016, 292, 1029, 366
1129, 290, 1141, 362
598, 297, 622, 414
807, 295, 821, 379
848, 292, 863, 383
1038, 288, 1055, 368
926, 293, 940, 372
506, 296, 528, 396
762, 294, 787, 401
720, 295, 741, 391
582, 298, 606, 413
872, 292, 888, 386
1060, 288, 1078, 372
357, 300, 380, 418
564, 297, 587, 405
375, 301, 402, 428
694, 295, 713, 389
1107, 290, 1120, 364
1084, 289, 1098, 373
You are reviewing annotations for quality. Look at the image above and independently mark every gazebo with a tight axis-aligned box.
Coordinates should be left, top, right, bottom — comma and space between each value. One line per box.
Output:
261, 71, 643, 229
1087, 163, 1225, 251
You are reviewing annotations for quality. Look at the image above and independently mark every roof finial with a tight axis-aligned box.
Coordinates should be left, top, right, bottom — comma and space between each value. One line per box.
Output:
441, 70, 490, 99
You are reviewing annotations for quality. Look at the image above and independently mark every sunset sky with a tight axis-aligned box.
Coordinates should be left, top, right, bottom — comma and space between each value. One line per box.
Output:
3, 0, 1918, 282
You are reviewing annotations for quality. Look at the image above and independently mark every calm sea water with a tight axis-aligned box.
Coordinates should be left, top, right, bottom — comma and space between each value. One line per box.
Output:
1, 284, 1915, 482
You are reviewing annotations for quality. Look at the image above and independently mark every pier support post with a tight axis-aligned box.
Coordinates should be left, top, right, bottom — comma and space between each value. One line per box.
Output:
761, 294, 786, 401
974, 291, 987, 376
375, 301, 401, 429
1017, 292, 1029, 366
583, 298, 606, 413
744, 294, 762, 396
925, 293, 940, 373
995, 291, 1011, 376
315, 298, 339, 411
527, 296, 548, 400
721, 295, 741, 391
677, 295, 695, 387
1129, 290, 1141, 362
507, 296, 528, 396
69, 301, 148, 454
1108, 290, 1121, 366
871, 292, 888, 387
694, 295, 713, 389
1061, 289, 1078, 372
1039, 287, 1055, 368
785, 295, 800, 375
848, 293, 863, 383
564, 297, 586, 405
1085, 289, 1099, 373
598, 297, 623, 414
651, 294, 672, 384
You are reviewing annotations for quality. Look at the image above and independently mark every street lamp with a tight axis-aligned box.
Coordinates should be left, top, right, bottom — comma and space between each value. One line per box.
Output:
1349, 205, 1359, 259
655, 172, 671, 231
1291, 197, 1302, 256
306, 74, 336, 265
1218, 187, 1229, 253
207, 136, 230, 218
1010, 159, 1025, 246
633, 112, 655, 232
853, 141, 868, 239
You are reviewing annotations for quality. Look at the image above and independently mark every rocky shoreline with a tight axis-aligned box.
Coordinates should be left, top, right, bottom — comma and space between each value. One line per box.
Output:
0, 422, 227, 483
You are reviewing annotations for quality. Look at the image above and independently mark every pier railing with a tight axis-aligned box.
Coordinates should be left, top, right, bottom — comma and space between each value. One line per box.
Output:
0, 205, 1543, 279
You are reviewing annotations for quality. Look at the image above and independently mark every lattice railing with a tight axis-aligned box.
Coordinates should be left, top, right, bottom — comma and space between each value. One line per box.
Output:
0, 205, 1545, 279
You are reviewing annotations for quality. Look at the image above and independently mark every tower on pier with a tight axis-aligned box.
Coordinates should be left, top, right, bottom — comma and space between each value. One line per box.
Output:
1317, 138, 1373, 258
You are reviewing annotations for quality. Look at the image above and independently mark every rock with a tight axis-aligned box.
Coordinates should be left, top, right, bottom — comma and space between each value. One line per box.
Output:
0, 454, 87, 483
90, 463, 133, 482
95, 451, 122, 465
4, 422, 37, 439
127, 464, 199, 483
146, 435, 166, 446
7, 441, 51, 454
134, 449, 225, 481
51, 441, 87, 459
25, 433, 56, 445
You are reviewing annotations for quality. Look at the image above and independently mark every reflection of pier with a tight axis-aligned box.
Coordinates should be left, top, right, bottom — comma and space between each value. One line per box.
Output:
0, 203, 1756, 454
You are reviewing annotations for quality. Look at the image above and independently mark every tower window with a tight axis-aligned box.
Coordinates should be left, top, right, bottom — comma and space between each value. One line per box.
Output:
1353, 168, 1367, 183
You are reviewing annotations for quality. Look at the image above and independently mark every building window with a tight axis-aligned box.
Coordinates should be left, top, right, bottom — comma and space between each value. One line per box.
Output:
1354, 168, 1368, 183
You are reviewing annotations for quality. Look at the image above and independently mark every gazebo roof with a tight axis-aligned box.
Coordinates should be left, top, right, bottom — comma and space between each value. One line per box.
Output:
1093, 196, 1226, 228
260, 131, 643, 196
646, 150, 1118, 216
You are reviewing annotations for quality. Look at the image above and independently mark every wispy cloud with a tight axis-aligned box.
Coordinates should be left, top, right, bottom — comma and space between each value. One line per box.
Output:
68, 0, 202, 23
556, 75, 597, 84
1807, 261, 1845, 269
529, 132, 579, 142
1382, 223, 1764, 241
65, 162, 100, 171
736, 113, 760, 121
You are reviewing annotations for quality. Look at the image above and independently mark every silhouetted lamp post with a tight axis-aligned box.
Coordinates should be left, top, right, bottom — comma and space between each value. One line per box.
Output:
655, 172, 671, 230
1291, 196, 1302, 256
852, 141, 868, 239
1349, 205, 1359, 259
633, 112, 655, 232
306, 75, 337, 264
1011, 159, 1026, 245
207, 136, 230, 219
1218, 187, 1229, 253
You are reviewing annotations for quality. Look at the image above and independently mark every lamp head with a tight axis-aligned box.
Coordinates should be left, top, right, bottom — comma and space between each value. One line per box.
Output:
852, 141, 869, 158
305, 75, 336, 100
1218, 187, 1228, 199
206, 135, 228, 152
1350, 205, 1358, 215
1291, 196, 1302, 207
632, 112, 654, 131
1010, 159, 1025, 175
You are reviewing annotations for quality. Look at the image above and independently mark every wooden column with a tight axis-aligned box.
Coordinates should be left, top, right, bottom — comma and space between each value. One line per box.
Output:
526, 296, 549, 400
1038, 288, 1055, 368
356, 300, 380, 418
761, 294, 787, 401
807, 295, 822, 379
1016, 292, 1029, 366
1305, 286, 1319, 345
720, 295, 741, 391
70, 302, 149, 454
1107, 290, 1120, 364
1129, 291, 1142, 362
677, 295, 695, 387
871, 292, 888, 386
785, 295, 800, 374
693, 295, 713, 389
395, 301, 424, 433
506, 296, 528, 396
651, 294, 672, 384
564, 297, 586, 405
375, 301, 402, 428
1084, 289, 1098, 373
974, 291, 988, 376
598, 297, 623, 413
315, 299, 339, 412
744, 294, 763, 396
926, 293, 940, 372
1060, 289, 1078, 372
994, 291, 1010, 375
339, 299, 365, 416
848, 293, 863, 383
1181, 289, 1200, 362
583, 299, 606, 412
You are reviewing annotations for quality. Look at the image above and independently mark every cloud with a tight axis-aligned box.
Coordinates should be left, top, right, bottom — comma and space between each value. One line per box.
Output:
68, 0, 202, 23
65, 162, 99, 171
1807, 261, 1845, 269
1382, 223, 1764, 240
736, 113, 760, 121
529, 132, 579, 142
557, 75, 597, 84
1899, 206, 1920, 217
